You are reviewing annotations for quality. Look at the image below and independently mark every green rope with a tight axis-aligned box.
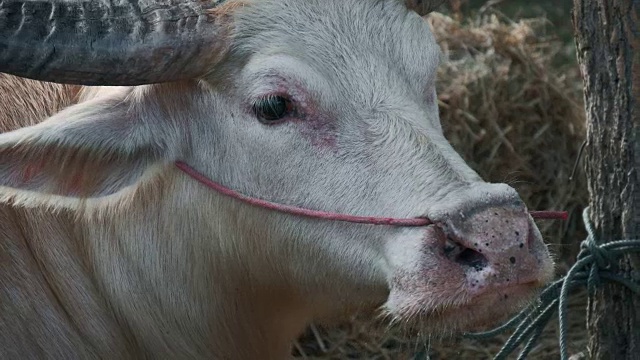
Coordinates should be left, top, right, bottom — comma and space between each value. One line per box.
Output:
461, 207, 640, 360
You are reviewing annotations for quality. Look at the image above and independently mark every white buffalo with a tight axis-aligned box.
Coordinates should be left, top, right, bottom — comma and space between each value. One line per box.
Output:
0, 0, 554, 358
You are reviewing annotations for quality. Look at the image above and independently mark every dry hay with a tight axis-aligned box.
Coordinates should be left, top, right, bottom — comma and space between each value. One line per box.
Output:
295, 12, 589, 360
432, 12, 587, 263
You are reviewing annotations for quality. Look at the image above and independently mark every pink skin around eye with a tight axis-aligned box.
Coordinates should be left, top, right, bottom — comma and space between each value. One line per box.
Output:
259, 81, 338, 152
296, 103, 338, 152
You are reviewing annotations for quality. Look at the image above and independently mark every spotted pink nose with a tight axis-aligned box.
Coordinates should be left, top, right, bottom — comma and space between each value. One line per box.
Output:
437, 205, 552, 294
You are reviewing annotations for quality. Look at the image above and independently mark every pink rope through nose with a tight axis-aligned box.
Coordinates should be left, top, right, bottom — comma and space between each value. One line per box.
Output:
175, 161, 568, 226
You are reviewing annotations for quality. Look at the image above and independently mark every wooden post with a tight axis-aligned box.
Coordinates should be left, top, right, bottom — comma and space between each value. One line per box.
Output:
572, 0, 640, 359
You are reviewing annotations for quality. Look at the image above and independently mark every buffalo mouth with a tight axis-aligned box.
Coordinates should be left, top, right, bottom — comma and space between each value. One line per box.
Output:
432, 281, 543, 333
383, 278, 547, 336
381, 207, 554, 335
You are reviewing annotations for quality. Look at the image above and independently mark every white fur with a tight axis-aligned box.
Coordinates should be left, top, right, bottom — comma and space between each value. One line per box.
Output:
0, 0, 553, 358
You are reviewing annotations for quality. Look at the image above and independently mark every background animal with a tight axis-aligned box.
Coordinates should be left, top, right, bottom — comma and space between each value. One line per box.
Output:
0, 0, 554, 358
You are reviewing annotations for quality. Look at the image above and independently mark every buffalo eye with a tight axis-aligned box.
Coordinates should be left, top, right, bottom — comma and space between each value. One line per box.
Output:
253, 95, 293, 123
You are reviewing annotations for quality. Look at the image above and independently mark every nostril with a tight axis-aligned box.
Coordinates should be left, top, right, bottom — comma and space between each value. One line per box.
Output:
456, 248, 489, 272
444, 238, 461, 257
443, 236, 489, 272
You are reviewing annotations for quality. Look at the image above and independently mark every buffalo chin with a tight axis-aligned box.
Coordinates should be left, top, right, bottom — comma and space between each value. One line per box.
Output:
383, 281, 546, 337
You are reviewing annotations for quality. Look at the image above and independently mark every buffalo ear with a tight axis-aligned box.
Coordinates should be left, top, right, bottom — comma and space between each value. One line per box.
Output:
404, 0, 446, 15
0, 91, 171, 202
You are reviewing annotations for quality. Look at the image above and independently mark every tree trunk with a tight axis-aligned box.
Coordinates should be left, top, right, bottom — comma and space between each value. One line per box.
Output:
572, 0, 640, 359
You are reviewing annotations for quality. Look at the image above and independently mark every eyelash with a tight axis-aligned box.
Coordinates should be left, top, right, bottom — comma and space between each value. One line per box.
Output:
252, 95, 295, 124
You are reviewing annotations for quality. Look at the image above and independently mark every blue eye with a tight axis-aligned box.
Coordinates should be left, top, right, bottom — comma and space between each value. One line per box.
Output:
253, 95, 293, 123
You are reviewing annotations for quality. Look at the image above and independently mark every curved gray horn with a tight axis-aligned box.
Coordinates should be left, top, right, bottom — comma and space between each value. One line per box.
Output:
0, 0, 235, 86
405, 0, 446, 15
